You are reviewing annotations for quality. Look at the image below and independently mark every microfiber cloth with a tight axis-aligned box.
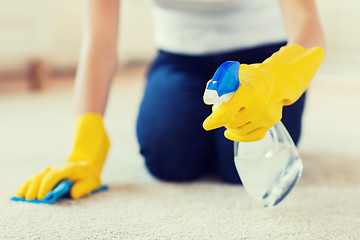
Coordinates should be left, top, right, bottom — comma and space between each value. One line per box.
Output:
10, 180, 108, 204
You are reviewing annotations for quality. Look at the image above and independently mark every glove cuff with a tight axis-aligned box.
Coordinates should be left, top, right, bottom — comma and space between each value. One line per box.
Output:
67, 113, 111, 174
258, 44, 325, 105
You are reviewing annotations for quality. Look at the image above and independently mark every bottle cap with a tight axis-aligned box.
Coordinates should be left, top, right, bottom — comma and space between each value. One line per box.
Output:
203, 61, 240, 108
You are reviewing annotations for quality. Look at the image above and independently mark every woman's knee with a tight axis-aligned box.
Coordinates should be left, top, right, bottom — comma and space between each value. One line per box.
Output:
137, 123, 212, 182
144, 155, 203, 182
282, 92, 307, 145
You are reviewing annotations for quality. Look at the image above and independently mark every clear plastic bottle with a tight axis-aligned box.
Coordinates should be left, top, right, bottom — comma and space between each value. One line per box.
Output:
234, 122, 303, 207
204, 61, 303, 207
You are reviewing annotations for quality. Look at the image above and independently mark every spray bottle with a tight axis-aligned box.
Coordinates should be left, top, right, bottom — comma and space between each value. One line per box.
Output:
204, 61, 303, 207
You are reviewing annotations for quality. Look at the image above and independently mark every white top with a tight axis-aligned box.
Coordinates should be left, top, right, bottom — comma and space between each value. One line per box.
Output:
147, 0, 287, 55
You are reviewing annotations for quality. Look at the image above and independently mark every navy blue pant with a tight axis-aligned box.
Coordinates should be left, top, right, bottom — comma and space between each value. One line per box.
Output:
136, 42, 306, 184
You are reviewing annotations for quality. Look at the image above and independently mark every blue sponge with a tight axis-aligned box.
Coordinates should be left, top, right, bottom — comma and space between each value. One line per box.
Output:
11, 180, 108, 204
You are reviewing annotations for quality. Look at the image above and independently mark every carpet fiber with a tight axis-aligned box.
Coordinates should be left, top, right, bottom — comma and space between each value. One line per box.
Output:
0, 60, 359, 239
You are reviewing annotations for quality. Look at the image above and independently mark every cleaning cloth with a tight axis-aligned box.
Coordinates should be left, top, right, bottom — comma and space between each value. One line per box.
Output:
11, 180, 108, 204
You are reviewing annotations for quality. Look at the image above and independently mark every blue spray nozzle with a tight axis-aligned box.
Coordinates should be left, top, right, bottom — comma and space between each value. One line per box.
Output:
204, 61, 240, 107
207, 61, 240, 96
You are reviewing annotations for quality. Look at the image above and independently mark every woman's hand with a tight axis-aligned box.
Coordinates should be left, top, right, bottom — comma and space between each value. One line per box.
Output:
15, 113, 110, 200
16, 162, 101, 200
203, 44, 325, 142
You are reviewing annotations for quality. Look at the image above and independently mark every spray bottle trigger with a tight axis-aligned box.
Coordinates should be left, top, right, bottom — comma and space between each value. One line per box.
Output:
203, 61, 240, 107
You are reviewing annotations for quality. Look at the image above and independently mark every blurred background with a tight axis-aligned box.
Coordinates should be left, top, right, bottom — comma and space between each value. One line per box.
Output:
0, 0, 155, 91
0, 0, 359, 160
0, 0, 359, 87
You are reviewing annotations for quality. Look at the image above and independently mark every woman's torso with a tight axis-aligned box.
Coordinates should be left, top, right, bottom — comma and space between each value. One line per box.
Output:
147, 0, 287, 55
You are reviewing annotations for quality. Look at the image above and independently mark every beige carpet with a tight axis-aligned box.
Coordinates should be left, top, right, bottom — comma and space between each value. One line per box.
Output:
0, 58, 360, 239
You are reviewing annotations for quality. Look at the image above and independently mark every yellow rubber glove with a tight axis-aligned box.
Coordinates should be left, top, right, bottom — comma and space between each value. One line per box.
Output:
16, 113, 110, 200
203, 44, 325, 142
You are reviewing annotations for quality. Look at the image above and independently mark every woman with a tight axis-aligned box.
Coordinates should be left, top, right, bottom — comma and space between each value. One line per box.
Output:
16, 0, 325, 200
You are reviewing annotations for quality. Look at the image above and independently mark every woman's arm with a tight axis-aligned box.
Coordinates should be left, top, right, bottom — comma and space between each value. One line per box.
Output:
74, 0, 120, 116
15, 0, 121, 201
278, 0, 325, 49
203, 0, 326, 142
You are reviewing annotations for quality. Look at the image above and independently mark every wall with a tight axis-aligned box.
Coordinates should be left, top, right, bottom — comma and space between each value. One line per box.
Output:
318, 0, 360, 52
0, 0, 358, 72
0, 0, 155, 72
49, 0, 156, 69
